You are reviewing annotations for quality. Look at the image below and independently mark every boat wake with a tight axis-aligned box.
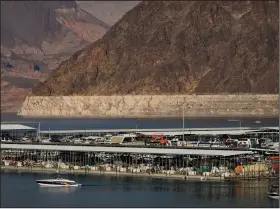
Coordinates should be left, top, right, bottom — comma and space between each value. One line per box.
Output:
80, 183, 131, 187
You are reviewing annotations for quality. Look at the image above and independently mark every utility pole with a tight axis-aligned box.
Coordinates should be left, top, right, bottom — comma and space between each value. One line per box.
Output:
228, 119, 242, 132
254, 120, 261, 142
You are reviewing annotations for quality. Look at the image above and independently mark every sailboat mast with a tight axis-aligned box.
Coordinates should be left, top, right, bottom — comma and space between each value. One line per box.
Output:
37, 122, 41, 142
182, 104, 185, 141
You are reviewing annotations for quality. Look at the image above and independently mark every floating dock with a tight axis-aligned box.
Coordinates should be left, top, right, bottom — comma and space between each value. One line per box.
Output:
1, 123, 279, 181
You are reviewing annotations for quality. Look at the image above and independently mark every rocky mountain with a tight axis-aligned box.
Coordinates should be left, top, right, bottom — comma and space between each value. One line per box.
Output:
31, 1, 279, 98
76, 1, 141, 26
1, 1, 138, 112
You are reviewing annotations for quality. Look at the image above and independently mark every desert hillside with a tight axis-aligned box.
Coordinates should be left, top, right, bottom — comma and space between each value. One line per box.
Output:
1, 1, 138, 112
20, 1, 279, 118
31, 1, 278, 97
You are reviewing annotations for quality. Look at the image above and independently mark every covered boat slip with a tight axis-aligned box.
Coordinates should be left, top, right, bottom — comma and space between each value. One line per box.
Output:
1, 124, 36, 130
2, 144, 278, 180
39, 127, 278, 135
1, 124, 37, 137
1, 143, 253, 156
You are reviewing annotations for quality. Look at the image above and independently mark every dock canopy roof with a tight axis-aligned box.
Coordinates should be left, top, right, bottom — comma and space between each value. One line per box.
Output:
1, 124, 36, 131
138, 129, 259, 136
1, 143, 253, 156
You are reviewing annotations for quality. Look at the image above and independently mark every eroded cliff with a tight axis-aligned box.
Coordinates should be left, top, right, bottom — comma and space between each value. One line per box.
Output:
19, 94, 279, 118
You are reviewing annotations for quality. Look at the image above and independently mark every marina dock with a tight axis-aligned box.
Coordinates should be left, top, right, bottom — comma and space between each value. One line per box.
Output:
1, 142, 278, 181
1, 123, 279, 181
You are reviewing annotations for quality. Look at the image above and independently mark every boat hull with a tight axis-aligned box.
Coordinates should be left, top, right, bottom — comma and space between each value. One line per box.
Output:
268, 195, 279, 200
268, 193, 279, 200
37, 183, 80, 187
36, 179, 81, 187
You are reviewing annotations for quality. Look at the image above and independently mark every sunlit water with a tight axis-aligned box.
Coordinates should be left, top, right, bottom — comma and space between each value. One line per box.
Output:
1, 171, 279, 207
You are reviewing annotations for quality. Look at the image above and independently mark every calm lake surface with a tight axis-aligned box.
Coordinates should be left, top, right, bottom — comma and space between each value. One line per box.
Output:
1, 113, 278, 130
1, 171, 279, 208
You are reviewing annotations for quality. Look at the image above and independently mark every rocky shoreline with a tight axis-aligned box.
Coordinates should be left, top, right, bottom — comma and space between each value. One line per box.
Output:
18, 94, 279, 118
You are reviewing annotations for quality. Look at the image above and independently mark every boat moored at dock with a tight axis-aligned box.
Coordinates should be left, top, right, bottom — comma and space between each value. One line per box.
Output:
268, 185, 279, 200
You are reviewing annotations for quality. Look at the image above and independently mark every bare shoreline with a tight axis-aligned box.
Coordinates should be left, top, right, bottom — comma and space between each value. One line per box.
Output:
1, 166, 224, 181
18, 94, 279, 118
2, 112, 278, 120
15, 115, 279, 119
1, 166, 274, 182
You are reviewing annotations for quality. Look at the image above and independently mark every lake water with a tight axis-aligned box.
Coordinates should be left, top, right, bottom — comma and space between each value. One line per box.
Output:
0, 171, 279, 208
1, 113, 278, 130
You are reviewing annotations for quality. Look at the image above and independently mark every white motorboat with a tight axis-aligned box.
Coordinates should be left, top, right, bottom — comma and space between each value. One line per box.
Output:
41, 138, 52, 143
36, 176, 81, 187
268, 192, 279, 200
268, 185, 279, 200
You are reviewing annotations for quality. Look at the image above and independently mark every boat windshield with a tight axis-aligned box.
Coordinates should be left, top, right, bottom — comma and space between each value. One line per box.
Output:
270, 185, 279, 189
56, 175, 66, 180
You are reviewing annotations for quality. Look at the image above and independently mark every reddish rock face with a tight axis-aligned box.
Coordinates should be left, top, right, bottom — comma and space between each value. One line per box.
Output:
1, 1, 136, 112
31, 1, 279, 97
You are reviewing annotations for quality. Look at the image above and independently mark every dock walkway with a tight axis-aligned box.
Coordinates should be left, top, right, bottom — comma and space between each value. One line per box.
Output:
1, 143, 253, 156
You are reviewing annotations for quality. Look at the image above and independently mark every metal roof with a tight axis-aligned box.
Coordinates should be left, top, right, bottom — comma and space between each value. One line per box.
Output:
1, 124, 36, 131
249, 148, 279, 153
1, 143, 253, 156
40, 128, 259, 134
38, 127, 279, 134
138, 129, 259, 136
260, 127, 279, 130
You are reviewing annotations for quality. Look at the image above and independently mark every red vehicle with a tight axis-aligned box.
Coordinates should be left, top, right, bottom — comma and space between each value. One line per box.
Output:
151, 134, 168, 145
266, 156, 279, 175
267, 156, 279, 161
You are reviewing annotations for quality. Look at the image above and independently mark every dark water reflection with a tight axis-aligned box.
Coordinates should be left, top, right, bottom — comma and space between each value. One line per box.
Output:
1, 171, 279, 208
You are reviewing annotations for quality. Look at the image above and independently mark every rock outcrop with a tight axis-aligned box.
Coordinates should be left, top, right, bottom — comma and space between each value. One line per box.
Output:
19, 94, 278, 118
